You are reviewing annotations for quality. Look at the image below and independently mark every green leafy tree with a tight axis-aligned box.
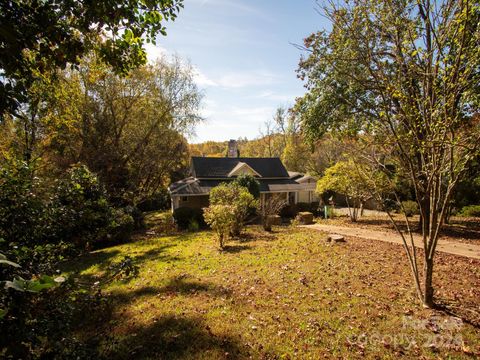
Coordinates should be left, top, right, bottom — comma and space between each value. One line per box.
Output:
317, 161, 368, 222
0, 0, 184, 119
35, 55, 202, 204
233, 174, 260, 199
203, 205, 237, 249
296, 0, 480, 307
281, 137, 311, 173
0, 159, 46, 246
208, 183, 258, 236
316, 160, 388, 222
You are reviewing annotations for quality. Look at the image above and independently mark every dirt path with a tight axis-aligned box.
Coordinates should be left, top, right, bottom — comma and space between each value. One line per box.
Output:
303, 223, 480, 259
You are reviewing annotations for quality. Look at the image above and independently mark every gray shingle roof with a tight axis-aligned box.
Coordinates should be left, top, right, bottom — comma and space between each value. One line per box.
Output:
169, 178, 316, 195
191, 157, 289, 178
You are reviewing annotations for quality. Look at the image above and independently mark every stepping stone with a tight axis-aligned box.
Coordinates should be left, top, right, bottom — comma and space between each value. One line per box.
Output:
327, 234, 345, 243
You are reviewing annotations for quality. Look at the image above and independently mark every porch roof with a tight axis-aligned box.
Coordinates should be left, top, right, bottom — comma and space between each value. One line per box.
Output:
169, 178, 316, 196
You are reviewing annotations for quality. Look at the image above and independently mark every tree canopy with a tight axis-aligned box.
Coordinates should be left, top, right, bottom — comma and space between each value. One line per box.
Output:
296, 0, 480, 307
0, 0, 184, 119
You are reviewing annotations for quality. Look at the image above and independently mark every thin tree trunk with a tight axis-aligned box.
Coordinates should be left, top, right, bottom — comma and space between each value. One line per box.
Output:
423, 256, 434, 307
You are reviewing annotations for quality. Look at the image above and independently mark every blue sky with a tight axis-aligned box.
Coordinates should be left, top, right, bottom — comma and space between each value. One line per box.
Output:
146, 0, 329, 143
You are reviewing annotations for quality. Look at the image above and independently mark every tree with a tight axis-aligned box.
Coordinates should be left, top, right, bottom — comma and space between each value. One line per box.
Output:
36, 55, 202, 204
0, 0, 184, 119
203, 205, 237, 249
233, 174, 260, 199
281, 137, 311, 173
316, 160, 388, 222
296, 0, 480, 307
307, 135, 351, 177
208, 183, 257, 236
317, 161, 363, 222
258, 118, 283, 158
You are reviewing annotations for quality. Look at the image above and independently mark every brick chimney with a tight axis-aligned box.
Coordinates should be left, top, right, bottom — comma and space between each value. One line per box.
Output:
227, 139, 239, 158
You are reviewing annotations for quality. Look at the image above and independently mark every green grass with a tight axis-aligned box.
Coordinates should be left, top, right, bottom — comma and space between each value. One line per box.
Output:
62, 216, 480, 359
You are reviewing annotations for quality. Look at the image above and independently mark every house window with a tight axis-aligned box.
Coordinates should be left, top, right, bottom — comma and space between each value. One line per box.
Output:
288, 192, 296, 205
181, 196, 188, 202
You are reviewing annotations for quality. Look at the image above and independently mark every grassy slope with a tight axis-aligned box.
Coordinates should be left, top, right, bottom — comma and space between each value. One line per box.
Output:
63, 219, 480, 359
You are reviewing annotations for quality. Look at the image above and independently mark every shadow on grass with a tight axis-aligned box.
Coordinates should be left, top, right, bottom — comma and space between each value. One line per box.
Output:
61, 243, 181, 286
132, 244, 180, 263
435, 299, 480, 329
112, 276, 232, 306
60, 249, 121, 274
101, 314, 247, 359
440, 223, 480, 242
221, 244, 252, 253
352, 217, 480, 241
236, 231, 277, 243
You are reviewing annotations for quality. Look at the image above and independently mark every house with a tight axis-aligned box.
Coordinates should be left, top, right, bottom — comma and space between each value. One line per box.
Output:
169, 141, 319, 211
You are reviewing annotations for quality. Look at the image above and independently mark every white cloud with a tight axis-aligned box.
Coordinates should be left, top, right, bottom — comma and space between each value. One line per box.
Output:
257, 91, 296, 102
144, 43, 169, 63
188, 103, 279, 142
216, 70, 278, 88
192, 67, 218, 87
199, 98, 218, 118
191, 68, 279, 89
230, 106, 275, 120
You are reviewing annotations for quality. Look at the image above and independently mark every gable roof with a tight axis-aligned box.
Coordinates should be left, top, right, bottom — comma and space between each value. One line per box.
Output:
227, 162, 261, 177
191, 157, 290, 179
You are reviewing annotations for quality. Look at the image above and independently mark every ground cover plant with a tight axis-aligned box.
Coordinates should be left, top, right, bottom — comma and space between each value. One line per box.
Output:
59, 213, 480, 359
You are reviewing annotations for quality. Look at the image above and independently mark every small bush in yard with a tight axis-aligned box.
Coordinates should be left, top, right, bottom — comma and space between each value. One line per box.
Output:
187, 219, 200, 232
203, 205, 236, 248
173, 207, 205, 230
209, 183, 258, 235
459, 205, 480, 217
401, 200, 419, 217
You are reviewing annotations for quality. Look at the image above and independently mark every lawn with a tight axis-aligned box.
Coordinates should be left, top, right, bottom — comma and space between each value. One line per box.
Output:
62, 214, 480, 359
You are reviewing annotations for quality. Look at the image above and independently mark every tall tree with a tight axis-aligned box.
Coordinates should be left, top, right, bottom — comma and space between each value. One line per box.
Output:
0, 0, 183, 119
36, 55, 202, 203
296, 0, 480, 307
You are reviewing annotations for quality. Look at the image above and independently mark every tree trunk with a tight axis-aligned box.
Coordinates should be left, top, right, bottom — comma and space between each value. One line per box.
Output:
262, 217, 272, 232
219, 234, 224, 249
423, 256, 434, 308
419, 196, 430, 233
345, 197, 356, 222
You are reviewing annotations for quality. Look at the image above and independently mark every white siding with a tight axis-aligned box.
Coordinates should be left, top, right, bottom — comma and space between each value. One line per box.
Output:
298, 191, 310, 203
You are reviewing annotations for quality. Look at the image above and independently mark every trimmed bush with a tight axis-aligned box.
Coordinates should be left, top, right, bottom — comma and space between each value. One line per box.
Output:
459, 205, 480, 217
296, 202, 310, 212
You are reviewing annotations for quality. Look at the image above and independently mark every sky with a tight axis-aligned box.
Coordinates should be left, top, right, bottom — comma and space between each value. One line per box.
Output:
146, 0, 330, 143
